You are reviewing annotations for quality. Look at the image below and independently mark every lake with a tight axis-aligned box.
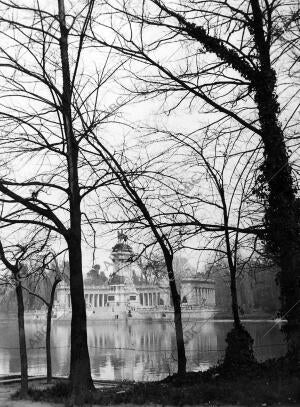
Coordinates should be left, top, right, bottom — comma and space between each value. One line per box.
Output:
0, 319, 287, 381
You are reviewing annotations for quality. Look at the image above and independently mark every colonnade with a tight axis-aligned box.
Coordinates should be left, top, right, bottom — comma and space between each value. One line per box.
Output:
195, 287, 214, 304
139, 291, 161, 307
67, 293, 110, 308
66, 287, 214, 308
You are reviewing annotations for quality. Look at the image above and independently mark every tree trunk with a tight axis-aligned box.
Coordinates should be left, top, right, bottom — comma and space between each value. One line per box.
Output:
46, 306, 52, 384
223, 204, 242, 329
57, 0, 94, 402
250, 0, 300, 363
68, 236, 94, 401
165, 256, 186, 376
255, 76, 300, 360
46, 280, 60, 384
229, 268, 241, 329
15, 282, 28, 397
223, 250, 255, 369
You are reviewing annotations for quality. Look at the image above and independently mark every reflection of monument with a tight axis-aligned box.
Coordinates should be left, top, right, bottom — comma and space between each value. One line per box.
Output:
55, 233, 216, 320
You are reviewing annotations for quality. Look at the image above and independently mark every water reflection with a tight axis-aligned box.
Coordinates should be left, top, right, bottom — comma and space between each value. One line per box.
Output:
0, 319, 287, 381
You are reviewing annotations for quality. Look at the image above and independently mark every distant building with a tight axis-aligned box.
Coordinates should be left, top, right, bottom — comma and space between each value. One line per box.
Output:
55, 233, 216, 320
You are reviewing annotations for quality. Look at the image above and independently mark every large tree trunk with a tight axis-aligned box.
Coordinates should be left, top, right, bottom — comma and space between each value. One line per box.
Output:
68, 234, 94, 402
250, 0, 300, 363
15, 282, 28, 397
57, 0, 94, 401
255, 76, 300, 360
165, 256, 186, 376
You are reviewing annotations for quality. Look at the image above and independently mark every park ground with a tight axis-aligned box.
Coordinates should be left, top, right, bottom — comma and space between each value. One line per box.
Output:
0, 361, 300, 407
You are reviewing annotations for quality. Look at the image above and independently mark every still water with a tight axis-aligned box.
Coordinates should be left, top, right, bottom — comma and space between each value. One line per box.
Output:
0, 319, 286, 381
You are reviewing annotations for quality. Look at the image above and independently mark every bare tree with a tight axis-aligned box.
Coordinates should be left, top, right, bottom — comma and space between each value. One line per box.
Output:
100, 119, 266, 370
87, 119, 260, 373
95, 0, 300, 361
87, 137, 187, 375
171, 130, 261, 331
0, 1, 121, 401
153, 127, 261, 366
0, 240, 45, 397
21, 253, 63, 384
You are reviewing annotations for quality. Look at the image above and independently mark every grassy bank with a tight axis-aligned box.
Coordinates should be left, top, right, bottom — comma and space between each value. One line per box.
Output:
13, 358, 300, 406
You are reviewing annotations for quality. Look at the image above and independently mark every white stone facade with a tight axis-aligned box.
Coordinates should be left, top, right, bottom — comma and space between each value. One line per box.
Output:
55, 234, 216, 319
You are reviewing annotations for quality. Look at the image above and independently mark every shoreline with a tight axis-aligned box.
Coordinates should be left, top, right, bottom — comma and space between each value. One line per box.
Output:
0, 314, 283, 323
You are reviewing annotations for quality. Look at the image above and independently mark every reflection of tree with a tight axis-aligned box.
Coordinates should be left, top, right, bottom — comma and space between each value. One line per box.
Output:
90, 352, 108, 377
9, 349, 20, 373
111, 354, 126, 369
